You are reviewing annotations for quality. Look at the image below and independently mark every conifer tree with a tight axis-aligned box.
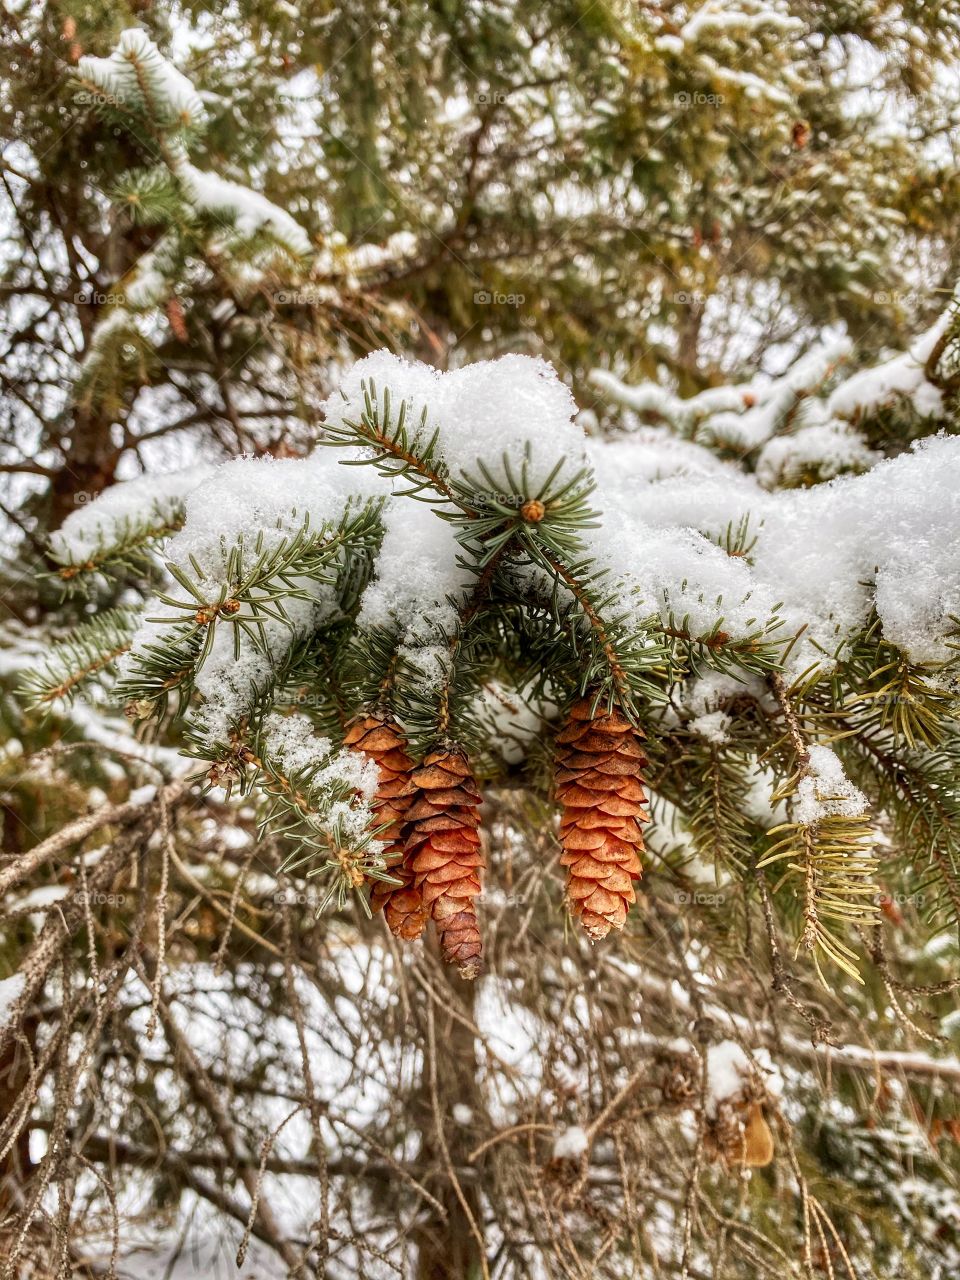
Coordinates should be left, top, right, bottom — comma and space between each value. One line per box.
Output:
3, 9, 960, 1280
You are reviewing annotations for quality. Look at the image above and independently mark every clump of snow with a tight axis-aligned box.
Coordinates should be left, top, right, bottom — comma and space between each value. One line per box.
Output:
50, 465, 216, 567
0, 973, 25, 1027
742, 764, 789, 828
795, 745, 867, 825
827, 310, 948, 423
705, 1040, 751, 1116
552, 1124, 589, 1160
452, 1104, 474, 1125
323, 351, 587, 490
78, 29, 206, 129
588, 369, 762, 431
703, 338, 852, 451
260, 712, 381, 848
585, 425, 960, 672
756, 420, 877, 488
356, 501, 473, 689
676, 670, 769, 744
680, 5, 803, 43
105, 341, 960, 764
174, 160, 312, 258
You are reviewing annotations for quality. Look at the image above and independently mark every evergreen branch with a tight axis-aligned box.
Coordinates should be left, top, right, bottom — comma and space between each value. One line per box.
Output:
323, 381, 462, 506
207, 726, 397, 917
832, 625, 959, 749
760, 811, 878, 984
19, 610, 139, 709
148, 499, 383, 645
671, 742, 757, 875
850, 730, 960, 929
524, 543, 647, 711
114, 623, 206, 721
49, 503, 189, 591
761, 675, 879, 983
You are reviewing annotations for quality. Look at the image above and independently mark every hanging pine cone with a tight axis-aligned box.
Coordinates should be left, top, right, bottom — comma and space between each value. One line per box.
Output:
343, 715, 426, 941
404, 749, 484, 979
555, 698, 648, 940
165, 297, 189, 343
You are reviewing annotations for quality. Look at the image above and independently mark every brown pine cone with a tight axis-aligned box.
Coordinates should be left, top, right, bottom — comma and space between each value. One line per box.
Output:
343, 715, 426, 941
166, 296, 189, 343
555, 698, 648, 940
404, 749, 484, 979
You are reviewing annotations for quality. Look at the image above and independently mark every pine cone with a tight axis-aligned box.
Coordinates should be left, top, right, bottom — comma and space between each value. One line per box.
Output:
555, 698, 648, 940
166, 297, 189, 343
404, 749, 484, 979
344, 715, 426, 941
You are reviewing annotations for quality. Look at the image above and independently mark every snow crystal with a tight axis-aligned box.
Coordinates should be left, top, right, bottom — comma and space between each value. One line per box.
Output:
679, 670, 767, 743
262, 711, 380, 805
164, 451, 380, 577
552, 1125, 589, 1160
795, 745, 867, 825
689, 709, 732, 743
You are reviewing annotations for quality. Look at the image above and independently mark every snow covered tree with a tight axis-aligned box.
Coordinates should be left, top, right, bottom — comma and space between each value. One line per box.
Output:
5, 0, 960, 530
3, 9, 960, 1280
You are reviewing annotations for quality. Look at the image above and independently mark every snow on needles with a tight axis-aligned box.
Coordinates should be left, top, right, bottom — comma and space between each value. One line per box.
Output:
50, 465, 216, 568
174, 161, 312, 258
328, 352, 960, 671
108, 350, 960, 753
121, 452, 383, 747
356, 501, 473, 689
261, 712, 381, 848
795, 745, 868, 825
586, 429, 960, 671
78, 29, 206, 129
322, 351, 586, 490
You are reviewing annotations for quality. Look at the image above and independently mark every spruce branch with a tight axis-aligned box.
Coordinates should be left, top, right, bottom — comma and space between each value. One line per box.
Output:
323, 381, 459, 504
761, 676, 879, 983
50, 507, 188, 590
206, 732, 397, 918
143, 499, 382, 667
19, 609, 138, 709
